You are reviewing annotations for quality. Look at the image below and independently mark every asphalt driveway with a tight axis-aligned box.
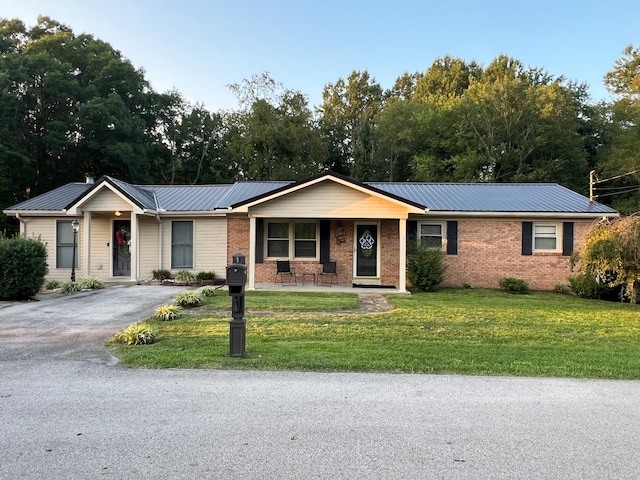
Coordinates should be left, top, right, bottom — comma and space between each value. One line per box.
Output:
1, 285, 640, 479
0, 284, 181, 364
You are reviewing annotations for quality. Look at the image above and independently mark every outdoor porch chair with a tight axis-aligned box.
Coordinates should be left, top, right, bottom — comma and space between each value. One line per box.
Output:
317, 260, 338, 286
275, 260, 297, 286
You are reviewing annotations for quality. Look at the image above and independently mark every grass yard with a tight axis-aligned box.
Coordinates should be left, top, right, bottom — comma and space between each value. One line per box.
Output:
107, 289, 640, 379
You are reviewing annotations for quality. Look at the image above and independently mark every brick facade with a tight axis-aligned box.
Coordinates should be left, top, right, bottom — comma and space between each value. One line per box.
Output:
441, 219, 591, 290
228, 217, 592, 291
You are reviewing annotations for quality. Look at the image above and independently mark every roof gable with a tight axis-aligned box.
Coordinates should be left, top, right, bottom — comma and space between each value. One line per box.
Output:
65, 177, 151, 214
231, 171, 427, 213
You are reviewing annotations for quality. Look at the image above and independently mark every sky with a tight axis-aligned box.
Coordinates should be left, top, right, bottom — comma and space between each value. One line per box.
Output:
1, 0, 638, 112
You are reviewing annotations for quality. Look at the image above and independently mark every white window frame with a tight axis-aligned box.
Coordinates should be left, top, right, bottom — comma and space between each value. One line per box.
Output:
417, 221, 446, 251
266, 220, 319, 259
171, 220, 194, 269
533, 223, 560, 253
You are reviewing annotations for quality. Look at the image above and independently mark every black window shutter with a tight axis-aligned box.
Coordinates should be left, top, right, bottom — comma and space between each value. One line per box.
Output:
320, 220, 330, 265
446, 221, 458, 255
255, 218, 264, 264
407, 220, 417, 251
562, 222, 574, 256
522, 222, 533, 256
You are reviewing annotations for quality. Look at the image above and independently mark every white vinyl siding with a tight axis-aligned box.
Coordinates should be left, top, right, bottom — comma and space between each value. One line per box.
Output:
80, 188, 131, 212
138, 216, 160, 279
88, 218, 112, 279
250, 182, 409, 219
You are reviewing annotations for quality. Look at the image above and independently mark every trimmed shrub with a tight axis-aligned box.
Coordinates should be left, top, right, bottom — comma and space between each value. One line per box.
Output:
196, 271, 217, 282
174, 270, 196, 283
62, 281, 82, 294
175, 291, 204, 307
406, 245, 446, 292
155, 304, 181, 321
499, 277, 529, 294
0, 234, 49, 299
200, 286, 217, 297
45, 279, 63, 290
152, 269, 172, 281
78, 277, 105, 290
568, 274, 611, 299
111, 322, 156, 345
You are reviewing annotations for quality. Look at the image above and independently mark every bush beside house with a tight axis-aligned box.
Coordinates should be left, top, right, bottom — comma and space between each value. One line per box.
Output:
0, 234, 48, 300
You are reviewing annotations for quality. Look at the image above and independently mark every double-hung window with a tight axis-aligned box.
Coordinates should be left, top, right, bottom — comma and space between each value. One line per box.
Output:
171, 221, 194, 268
418, 222, 444, 250
266, 221, 317, 258
56, 221, 77, 268
533, 223, 559, 252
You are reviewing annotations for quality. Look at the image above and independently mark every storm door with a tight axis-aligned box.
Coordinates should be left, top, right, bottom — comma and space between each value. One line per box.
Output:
354, 223, 379, 280
113, 220, 131, 277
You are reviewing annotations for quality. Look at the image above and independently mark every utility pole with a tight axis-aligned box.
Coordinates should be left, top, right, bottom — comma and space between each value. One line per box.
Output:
589, 170, 595, 203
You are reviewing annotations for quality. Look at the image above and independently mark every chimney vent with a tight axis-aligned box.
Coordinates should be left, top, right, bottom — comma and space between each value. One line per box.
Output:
85, 173, 95, 184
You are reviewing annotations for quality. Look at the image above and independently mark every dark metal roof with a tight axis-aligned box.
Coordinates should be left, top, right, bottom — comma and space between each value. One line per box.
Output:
5, 174, 618, 216
105, 177, 157, 210
147, 184, 234, 211
367, 182, 617, 214
222, 181, 292, 207
5, 183, 93, 211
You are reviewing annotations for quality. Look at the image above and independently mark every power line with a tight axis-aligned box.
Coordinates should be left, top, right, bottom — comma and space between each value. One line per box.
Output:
594, 187, 640, 198
590, 169, 640, 202
593, 169, 640, 184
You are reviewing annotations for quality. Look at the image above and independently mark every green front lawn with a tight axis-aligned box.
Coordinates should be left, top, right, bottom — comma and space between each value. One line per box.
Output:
107, 289, 640, 378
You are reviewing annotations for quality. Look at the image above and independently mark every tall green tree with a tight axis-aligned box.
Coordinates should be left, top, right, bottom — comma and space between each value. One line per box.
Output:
319, 70, 384, 179
422, 56, 590, 189
598, 45, 640, 212
413, 56, 480, 107
0, 15, 176, 231
225, 73, 326, 180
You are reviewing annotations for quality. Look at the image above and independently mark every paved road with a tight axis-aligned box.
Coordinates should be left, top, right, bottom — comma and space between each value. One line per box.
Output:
1, 286, 639, 479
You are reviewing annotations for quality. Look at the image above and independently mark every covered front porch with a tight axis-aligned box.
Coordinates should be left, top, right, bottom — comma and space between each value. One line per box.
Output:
246, 218, 410, 293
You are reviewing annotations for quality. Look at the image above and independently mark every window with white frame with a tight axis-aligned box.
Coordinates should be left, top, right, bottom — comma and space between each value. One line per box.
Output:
418, 222, 445, 249
267, 221, 317, 258
533, 223, 559, 252
171, 221, 194, 268
56, 220, 77, 268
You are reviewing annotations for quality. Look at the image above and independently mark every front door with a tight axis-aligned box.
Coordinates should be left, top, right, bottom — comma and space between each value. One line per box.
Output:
354, 223, 379, 283
113, 220, 131, 277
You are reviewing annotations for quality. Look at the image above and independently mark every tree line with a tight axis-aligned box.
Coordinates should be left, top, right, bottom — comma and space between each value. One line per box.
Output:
2, 16, 640, 232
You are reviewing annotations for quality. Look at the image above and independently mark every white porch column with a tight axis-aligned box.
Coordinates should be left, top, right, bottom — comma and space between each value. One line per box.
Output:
398, 218, 407, 293
130, 212, 139, 282
248, 216, 256, 290
82, 211, 91, 277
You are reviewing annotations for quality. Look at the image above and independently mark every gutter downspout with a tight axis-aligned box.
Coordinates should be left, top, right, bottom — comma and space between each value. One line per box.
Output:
15, 213, 26, 236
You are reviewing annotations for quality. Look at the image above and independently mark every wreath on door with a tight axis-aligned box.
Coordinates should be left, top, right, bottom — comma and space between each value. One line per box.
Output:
116, 227, 131, 253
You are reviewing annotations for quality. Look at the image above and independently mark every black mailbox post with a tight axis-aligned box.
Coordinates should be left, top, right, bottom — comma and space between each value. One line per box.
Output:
226, 253, 247, 357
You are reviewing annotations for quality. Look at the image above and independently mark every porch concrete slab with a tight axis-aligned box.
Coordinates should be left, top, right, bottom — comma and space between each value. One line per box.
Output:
253, 282, 407, 295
